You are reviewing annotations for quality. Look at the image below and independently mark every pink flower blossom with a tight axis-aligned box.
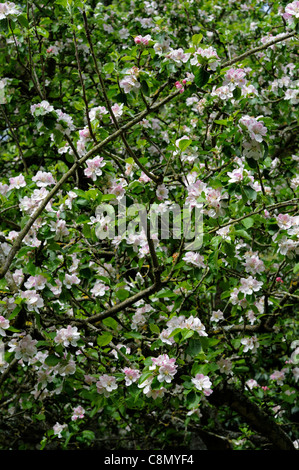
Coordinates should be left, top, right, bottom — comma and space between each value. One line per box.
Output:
96, 374, 118, 395
32, 171, 56, 187
8, 333, 38, 362
53, 422, 67, 437
46, 45, 59, 55
243, 253, 265, 275
239, 115, 267, 143
227, 167, 244, 183
0, 315, 10, 336
211, 310, 224, 323
139, 171, 152, 183
190, 46, 220, 70
88, 106, 108, 121
0, 182, 9, 196
84, 156, 106, 181
241, 336, 260, 353
239, 276, 263, 295
123, 367, 141, 386
24, 274, 47, 291
134, 34, 152, 46
21, 290, 44, 312
54, 325, 80, 347
211, 85, 233, 100
276, 213, 293, 230
79, 127, 90, 139
9, 174, 26, 189
270, 369, 286, 385
284, 1, 299, 21
71, 406, 85, 421
191, 373, 213, 394
223, 68, 247, 90
246, 379, 259, 389
111, 102, 124, 119
64, 273, 80, 288
90, 281, 109, 297
156, 183, 169, 200
150, 354, 178, 384
30, 100, 54, 116
167, 48, 190, 65
174, 81, 184, 93
0, 2, 21, 19
182, 251, 206, 268
217, 358, 233, 375
119, 67, 140, 94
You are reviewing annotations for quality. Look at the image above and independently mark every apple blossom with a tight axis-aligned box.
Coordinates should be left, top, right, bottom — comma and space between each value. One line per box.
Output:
71, 405, 85, 421
8, 333, 38, 362
84, 156, 106, 181
53, 423, 67, 438
54, 325, 80, 348
0, 0, 298, 452
0, 2, 21, 19
192, 373, 213, 395
239, 115, 268, 143
0, 316, 10, 336
123, 367, 141, 386
182, 251, 206, 268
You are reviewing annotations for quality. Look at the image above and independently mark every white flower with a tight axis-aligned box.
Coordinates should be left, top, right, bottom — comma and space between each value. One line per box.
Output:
192, 373, 213, 394
90, 282, 109, 297
64, 273, 80, 288
21, 290, 44, 312
241, 336, 259, 353
53, 422, 67, 438
54, 325, 80, 347
0, 2, 21, 20
239, 276, 263, 295
0, 315, 10, 336
182, 251, 206, 268
211, 310, 224, 323
156, 184, 169, 201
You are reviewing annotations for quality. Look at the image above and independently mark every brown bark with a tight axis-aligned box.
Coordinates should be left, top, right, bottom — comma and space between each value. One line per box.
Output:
209, 383, 295, 450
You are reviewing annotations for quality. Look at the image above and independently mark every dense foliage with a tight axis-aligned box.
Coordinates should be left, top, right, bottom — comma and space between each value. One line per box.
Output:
0, 0, 298, 451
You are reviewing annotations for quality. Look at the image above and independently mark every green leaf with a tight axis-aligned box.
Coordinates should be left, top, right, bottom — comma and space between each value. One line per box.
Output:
97, 332, 113, 347
115, 288, 130, 301
293, 263, 299, 274
81, 430, 95, 441
234, 229, 251, 240
186, 338, 202, 356
194, 67, 210, 88
103, 62, 115, 74
141, 80, 150, 96
139, 371, 153, 384
17, 15, 29, 29
124, 331, 143, 339
233, 87, 241, 100
45, 354, 60, 367
178, 138, 192, 151
149, 323, 160, 334
246, 158, 257, 169
102, 317, 119, 330
242, 217, 254, 229
243, 186, 257, 201
214, 119, 229, 126
192, 33, 203, 45
262, 141, 269, 159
